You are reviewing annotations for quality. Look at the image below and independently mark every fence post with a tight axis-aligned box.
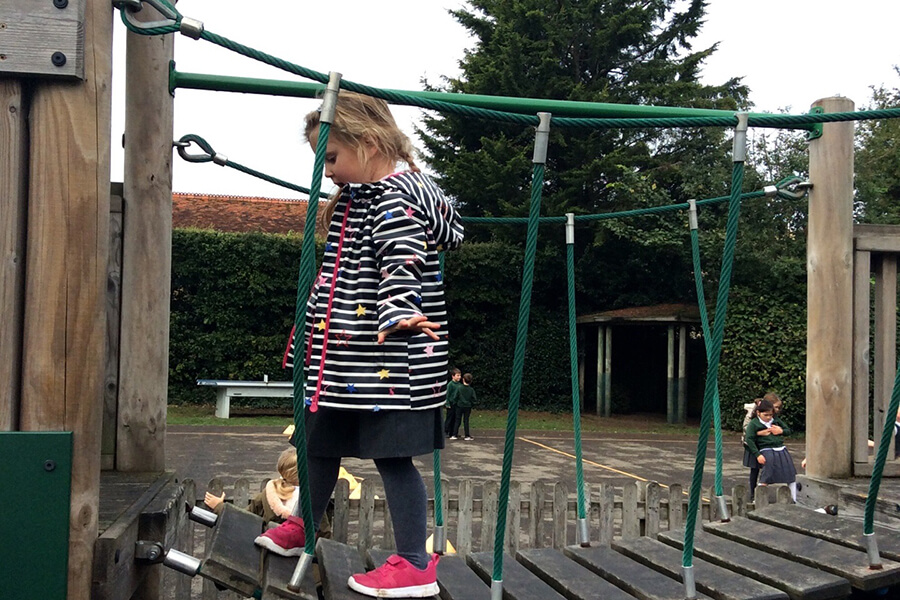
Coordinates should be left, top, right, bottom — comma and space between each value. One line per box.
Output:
646, 482, 660, 538
553, 482, 568, 549
457, 480, 474, 557
598, 483, 614, 546
482, 481, 499, 552
622, 482, 639, 538
506, 481, 521, 556
358, 479, 375, 555
668, 484, 683, 531
528, 481, 545, 549
732, 484, 747, 518
333, 478, 350, 543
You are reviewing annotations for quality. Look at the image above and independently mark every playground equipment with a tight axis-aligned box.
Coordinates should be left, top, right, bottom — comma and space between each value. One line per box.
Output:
5, 0, 900, 598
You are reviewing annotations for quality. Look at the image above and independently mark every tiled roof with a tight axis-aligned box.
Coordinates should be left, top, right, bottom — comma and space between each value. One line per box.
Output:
173, 192, 313, 235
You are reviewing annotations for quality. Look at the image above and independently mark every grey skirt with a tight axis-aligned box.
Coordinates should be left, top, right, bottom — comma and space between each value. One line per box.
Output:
758, 447, 797, 484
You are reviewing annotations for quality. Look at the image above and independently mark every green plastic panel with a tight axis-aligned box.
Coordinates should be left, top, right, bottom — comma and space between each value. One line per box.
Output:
0, 432, 72, 600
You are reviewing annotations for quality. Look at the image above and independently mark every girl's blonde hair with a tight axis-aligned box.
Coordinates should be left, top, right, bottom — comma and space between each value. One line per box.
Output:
276, 447, 299, 486
304, 91, 420, 226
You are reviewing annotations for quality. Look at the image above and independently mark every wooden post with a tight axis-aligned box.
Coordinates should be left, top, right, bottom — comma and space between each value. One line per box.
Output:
677, 325, 687, 424
852, 250, 871, 467
17, 1, 112, 598
603, 326, 612, 417
873, 255, 897, 458
666, 325, 675, 424
596, 326, 604, 415
116, 3, 175, 471
806, 96, 855, 479
0, 80, 28, 432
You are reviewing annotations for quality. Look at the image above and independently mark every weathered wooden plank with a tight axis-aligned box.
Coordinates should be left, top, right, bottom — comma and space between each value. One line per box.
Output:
507, 480, 521, 555
482, 481, 498, 552
0, 79, 27, 432
704, 517, 900, 591
565, 544, 712, 600
135, 477, 194, 600
358, 478, 375, 555
528, 481, 545, 549
260, 553, 318, 600
731, 484, 747, 518
0, 0, 86, 79
622, 482, 639, 538
598, 482, 614, 546
658, 528, 851, 600
613, 537, 787, 600
316, 538, 369, 600
467, 551, 567, 600
667, 484, 682, 531
517, 548, 635, 600
202, 503, 266, 596
852, 249, 872, 467
436, 554, 491, 599
101, 186, 123, 470
646, 482, 660, 537
332, 478, 350, 544
553, 482, 567, 549
457, 479, 474, 557
749, 504, 900, 562
202, 478, 224, 600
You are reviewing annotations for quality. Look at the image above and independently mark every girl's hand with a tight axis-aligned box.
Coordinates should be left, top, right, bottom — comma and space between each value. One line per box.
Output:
204, 491, 225, 510
757, 429, 772, 436
770, 425, 783, 435
757, 455, 766, 465
377, 315, 441, 344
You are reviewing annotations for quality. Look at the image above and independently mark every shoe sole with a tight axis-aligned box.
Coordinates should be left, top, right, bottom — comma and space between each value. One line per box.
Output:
254, 535, 304, 557
347, 577, 439, 598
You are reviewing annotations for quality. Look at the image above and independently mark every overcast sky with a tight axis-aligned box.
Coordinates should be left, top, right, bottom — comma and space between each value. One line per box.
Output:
111, 0, 900, 199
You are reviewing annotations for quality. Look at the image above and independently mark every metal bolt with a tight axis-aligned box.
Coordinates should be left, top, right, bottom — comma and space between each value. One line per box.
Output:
0, 55, 6, 61
44, 459, 56, 472
53, 0, 68, 8
51, 52, 66, 67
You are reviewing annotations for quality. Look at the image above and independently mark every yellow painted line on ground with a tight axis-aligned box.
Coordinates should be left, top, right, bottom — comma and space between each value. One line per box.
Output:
519, 436, 712, 500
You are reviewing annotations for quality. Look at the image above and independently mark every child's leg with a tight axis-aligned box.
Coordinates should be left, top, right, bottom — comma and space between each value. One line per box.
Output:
374, 456, 429, 569
302, 455, 342, 530
749, 467, 759, 500
451, 410, 462, 438
788, 481, 797, 502
462, 409, 471, 438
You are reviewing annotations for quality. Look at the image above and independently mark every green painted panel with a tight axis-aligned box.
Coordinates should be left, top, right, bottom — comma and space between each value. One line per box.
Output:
0, 432, 72, 600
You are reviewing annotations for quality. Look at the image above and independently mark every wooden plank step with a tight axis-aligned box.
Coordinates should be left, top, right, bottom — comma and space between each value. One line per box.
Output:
749, 504, 900, 561
516, 547, 637, 600
704, 517, 900, 592
368, 549, 486, 600
467, 551, 568, 600
260, 552, 319, 600
563, 545, 713, 600
658, 529, 850, 600
315, 538, 367, 600
612, 537, 787, 600
202, 502, 265, 596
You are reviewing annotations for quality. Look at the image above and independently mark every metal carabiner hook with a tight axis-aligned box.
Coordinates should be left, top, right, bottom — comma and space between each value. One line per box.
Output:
119, 0, 180, 31
775, 176, 813, 200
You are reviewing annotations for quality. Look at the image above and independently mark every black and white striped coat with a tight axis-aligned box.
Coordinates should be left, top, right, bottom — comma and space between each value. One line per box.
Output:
287, 171, 464, 411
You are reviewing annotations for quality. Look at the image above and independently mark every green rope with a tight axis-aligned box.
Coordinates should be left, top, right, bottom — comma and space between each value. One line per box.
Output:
433, 251, 447, 532
682, 160, 745, 570
492, 162, 545, 583
566, 229, 588, 522
865, 357, 900, 535
689, 224, 725, 499
290, 121, 332, 558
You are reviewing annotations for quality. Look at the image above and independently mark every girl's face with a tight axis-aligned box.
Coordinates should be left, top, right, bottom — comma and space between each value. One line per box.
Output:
758, 410, 774, 421
773, 401, 783, 415
309, 132, 390, 187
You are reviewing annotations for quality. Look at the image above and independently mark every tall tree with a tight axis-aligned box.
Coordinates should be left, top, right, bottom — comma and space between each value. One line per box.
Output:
855, 70, 900, 224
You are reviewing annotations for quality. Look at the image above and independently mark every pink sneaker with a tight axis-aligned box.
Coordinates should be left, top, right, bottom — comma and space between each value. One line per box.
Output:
253, 516, 305, 557
348, 553, 439, 598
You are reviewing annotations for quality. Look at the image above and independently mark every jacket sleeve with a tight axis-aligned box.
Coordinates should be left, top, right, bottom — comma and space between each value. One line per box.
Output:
745, 420, 762, 457
372, 192, 428, 332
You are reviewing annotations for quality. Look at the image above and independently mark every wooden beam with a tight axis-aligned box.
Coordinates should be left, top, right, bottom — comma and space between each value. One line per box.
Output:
666, 325, 675, 424
0, 80, 28, 432
805, 96, 855, 479
102, 187, 123, 470
852, 250, 872, 468
873, 254, 897, 459
116, 7, 175, 471
677, 324, 687, 424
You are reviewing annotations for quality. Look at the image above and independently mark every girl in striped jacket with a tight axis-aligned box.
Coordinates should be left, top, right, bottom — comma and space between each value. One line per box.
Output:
255, 91, 463, 598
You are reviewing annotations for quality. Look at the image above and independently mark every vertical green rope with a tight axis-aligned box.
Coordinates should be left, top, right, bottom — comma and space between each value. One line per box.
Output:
682, 160, 744, 571
688, 224, 725, 499
433, 251, 447, 531
491, 162, 545, 583
290, 120, 332, 558
865, 357, 900, 535
566, 224, 587, 522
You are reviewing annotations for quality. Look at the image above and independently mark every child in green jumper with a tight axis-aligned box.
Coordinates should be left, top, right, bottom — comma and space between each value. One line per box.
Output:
745, 397, 797, 501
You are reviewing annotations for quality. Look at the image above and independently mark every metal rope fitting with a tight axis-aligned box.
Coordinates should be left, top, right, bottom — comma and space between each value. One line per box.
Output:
179, 17, 204, 39
763, 185, 778, 197
865, 532, 883, 569
775, 176, 813, 200
319, 72, 343, 125
212, 153, 228, 166
112, 0, 142, 12
576, 517, 590, 547
491, 579, 504, 600
119, 0, 178, 30
532, 112, 551, 165
288, 552, 315, 592
732, 112, 749, 163
565, 213, 575, 245
176, 134, 215, 163
683, 565, 697, 598
715, 495, 730, 522
433, 525, 446, 555
687, 200, 698, 231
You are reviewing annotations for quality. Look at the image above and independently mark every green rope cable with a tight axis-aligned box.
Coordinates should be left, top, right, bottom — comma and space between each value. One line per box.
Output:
566, 231, 588, 522
289, 121, 332, 558
865, 357, 900, 535
688, 225, 725, 499
492, 162, 545, 583
682, 160, 745, 570
433, 251, 447, 531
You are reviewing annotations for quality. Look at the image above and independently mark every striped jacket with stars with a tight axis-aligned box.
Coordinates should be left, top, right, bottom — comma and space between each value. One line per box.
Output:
286, 170, 464, 411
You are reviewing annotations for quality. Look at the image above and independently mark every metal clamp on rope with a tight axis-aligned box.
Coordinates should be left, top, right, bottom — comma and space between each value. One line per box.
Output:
433, 525, 447, 555
288, 552, 315, 592
683, 565, 697, 599
533, 112, 551, 165
775, 176, 813, 200
565, 213, 575, 245
175, 134, 216, 164
732, 112, 749, 163
119, 0, 179, 31
112, 0, 142, 12
319, 72, 343, 125
179, 16, 204, 39
687, 200, 698, 231
865, 532, 883, 570
715, 495, 730, 523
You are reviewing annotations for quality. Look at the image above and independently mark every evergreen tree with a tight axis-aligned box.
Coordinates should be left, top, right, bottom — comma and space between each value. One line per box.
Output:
855, 70, 900, 224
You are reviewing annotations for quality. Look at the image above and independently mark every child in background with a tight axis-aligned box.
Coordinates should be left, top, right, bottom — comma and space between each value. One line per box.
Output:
205, 447, 299, 523
254, 91, 464, 598
741, 397, 762, 501
745, 397, 798, 502
451, 373, 477, 440
444, 368, 462, 437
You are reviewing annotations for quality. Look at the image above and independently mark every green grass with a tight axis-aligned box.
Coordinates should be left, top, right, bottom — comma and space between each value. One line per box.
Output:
166, 404, 722, 436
